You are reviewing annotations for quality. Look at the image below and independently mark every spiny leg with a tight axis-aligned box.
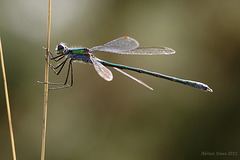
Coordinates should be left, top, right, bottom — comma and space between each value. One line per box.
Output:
47, 57, 68, 75
44, 47, 65, 62
38, 54, 68, 85
49, 60, 73, 90
38, 58, 69, 86
47, 54, 65, 62
38, 60, 73, 87
38, 49, 73, 89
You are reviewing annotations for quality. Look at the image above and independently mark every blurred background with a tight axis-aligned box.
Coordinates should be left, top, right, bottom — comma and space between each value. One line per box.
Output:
0, 0, 239, 159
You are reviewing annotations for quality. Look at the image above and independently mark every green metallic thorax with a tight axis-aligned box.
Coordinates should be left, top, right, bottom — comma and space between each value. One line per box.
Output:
70, 48, 89, 54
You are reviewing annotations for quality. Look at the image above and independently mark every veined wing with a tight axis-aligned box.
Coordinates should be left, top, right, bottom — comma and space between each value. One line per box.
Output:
90, 36, 139, 53
114, 67, 153, 90
116, 47, 176, 55
89, 53, 113, 81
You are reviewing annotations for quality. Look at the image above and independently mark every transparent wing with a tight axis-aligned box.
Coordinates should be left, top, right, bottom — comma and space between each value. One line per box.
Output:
114, 67, 153, 90
115, 47, 176, 55
90, 36, 139, 53
89, 53, 113, 81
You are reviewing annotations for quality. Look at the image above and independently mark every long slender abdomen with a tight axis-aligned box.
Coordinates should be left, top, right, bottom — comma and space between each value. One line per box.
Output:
100, 60, 213, 92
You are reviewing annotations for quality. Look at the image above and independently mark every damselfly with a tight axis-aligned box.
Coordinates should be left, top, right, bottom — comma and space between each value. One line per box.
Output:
40, 36, 213, 92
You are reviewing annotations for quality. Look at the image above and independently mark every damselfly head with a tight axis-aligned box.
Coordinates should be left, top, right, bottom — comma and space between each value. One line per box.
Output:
56, 43, 68, 55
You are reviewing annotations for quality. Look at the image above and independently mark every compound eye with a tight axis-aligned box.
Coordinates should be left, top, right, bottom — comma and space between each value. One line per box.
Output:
58, 45, 64, 51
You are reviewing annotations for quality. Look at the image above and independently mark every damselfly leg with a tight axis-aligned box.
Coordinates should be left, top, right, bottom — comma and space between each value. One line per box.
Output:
43, 47, 65, 62
47, 57, 68, 75
38, 48, 74, 90
48, 60, 73, 90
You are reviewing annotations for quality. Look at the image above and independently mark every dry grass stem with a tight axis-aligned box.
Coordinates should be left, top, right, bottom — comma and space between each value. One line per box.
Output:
41, 0, 51, 160
0, 38, 17, 160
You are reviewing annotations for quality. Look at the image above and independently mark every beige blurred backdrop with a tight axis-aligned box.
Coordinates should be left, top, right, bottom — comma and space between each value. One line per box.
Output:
0, 0, 239, 160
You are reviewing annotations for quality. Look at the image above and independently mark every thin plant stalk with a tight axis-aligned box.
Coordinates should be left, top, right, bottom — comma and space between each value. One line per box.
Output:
0, 38, 17, 160
41, 0, 51, 160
